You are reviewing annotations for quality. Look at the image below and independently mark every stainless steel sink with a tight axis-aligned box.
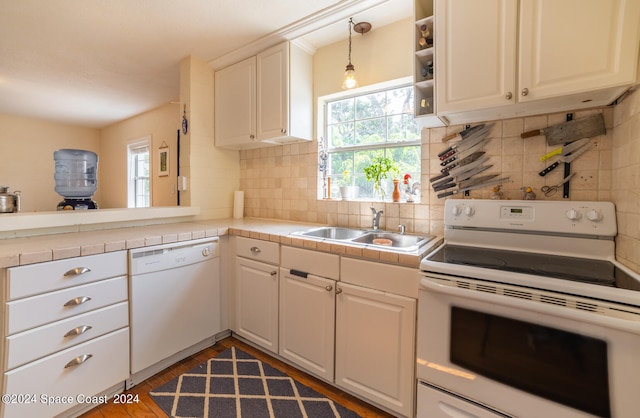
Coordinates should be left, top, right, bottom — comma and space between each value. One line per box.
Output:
351, 232, 430, 250
293, 226, 368, 240
291, 227, 433, 252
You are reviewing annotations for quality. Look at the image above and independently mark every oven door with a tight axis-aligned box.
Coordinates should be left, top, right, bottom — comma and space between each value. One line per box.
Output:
417, 274, 640, 418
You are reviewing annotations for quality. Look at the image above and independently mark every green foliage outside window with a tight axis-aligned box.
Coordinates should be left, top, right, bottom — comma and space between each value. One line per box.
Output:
325, 85, 421, 200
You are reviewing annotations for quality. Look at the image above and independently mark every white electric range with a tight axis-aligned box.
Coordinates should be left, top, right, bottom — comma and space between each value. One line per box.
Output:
417, 199, 640, 418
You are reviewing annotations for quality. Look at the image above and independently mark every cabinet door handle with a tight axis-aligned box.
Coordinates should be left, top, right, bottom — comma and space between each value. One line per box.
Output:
63, 267, 91, 277
505, 91, 513, 100
325, 285, 333, 292
281, 128, 287, 134
521, 88, 529, 96
335, 287, 343, 295
270, 271, 277, 276
250, 246, 261, 254
63, 296, 92, 307
64, 325, 93, 338
249, 134, 256, 140
64, 354, 93, 368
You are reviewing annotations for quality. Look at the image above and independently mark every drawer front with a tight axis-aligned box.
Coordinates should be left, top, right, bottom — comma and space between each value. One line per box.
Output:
341, 257, 419, 299
236, 237, 279, 265
2, 328, 129, 418
5, 302, 128, 370
281, 246, 340, 280
7, 251, 127, 300
6, 276, 128, 335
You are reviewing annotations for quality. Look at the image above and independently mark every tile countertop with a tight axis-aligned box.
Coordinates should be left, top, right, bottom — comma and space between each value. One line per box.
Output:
0, 218, 442, 269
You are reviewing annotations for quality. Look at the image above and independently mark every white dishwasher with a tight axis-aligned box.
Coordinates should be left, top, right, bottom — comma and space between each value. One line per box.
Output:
129, 238, 220, 379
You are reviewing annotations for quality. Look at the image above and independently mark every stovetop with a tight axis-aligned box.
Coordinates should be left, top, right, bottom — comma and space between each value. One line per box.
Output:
420, 200, 640, 307
426, 244, 640, 291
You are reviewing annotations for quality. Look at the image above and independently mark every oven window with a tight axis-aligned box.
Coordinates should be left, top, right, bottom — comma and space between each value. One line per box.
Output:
450, 307, 611, 418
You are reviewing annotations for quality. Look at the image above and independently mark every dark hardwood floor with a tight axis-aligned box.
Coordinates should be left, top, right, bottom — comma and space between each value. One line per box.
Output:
79, 336, 395, 417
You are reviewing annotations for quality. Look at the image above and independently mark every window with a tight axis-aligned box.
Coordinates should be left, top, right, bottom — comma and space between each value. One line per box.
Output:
127, 138, 151, 208
320, 81, 421, 200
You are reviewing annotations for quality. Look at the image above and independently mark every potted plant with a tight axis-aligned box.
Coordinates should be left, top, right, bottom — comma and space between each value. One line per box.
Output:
338, 170, 358, 200
363, 156, 399, 200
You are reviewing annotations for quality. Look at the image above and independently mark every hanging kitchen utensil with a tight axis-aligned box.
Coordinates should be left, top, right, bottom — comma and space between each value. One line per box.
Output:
539, 137, 592, 162
441, 124, 486, 143
520, 113, 605, 146
440, 141, 487, 168
538, 139, 594, 176
541, 173, 576, 197
433, 168, 495, 192
432, 163, 492, 189
430, 151, 485, 182
439, 129, 490, 160
437, 176, 510, 199
446, 155, 490, 178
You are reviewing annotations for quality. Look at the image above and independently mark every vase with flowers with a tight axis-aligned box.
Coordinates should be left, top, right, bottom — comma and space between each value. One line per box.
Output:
363, 156, 399, 201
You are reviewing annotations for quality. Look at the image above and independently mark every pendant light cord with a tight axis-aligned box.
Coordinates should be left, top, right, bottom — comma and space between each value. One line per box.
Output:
347, 17, 353, 66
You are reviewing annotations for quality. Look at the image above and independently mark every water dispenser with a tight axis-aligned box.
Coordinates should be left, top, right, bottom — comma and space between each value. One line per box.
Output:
53, 149, 99, 210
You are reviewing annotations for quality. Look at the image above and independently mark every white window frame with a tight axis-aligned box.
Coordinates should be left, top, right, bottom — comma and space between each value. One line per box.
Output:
127, 136, 151, 208
317, 76, 421, 200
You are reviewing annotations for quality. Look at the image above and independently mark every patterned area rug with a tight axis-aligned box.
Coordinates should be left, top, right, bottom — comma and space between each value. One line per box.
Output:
150, 347, 361, 418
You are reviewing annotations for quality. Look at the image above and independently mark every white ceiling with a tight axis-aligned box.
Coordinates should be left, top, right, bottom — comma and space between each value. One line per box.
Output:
0, 0, 412, 128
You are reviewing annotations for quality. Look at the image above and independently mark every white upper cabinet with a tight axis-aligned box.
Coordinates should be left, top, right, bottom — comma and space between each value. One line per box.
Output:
214, 57, 256, 148
435, 0, 640, 124
215, 41, 313, 149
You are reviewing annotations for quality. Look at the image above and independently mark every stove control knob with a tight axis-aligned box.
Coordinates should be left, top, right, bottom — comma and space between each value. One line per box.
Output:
586, 209, 602, 222
566, 209, 581, 221
452, 205, 463, 216
464, 206, 475, 216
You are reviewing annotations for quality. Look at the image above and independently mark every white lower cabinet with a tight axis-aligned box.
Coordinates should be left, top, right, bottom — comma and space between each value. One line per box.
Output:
1, 251, 129, 418
3, 329, 129, 418
277, 247, 416, 417
235, 237, 280, 353
335, 282, 416, 418
279, 268, 336, 381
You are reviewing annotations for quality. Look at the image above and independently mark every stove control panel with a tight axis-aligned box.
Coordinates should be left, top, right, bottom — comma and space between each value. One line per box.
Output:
501, 206, 534, 220
445, 199, 617, 236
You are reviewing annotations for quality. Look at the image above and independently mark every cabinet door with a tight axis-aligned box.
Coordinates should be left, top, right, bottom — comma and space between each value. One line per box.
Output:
335, 282, 416, 417
518, 0, 640, 102
214, 56, 256, 147
279, 269, 335, 381
257, 43, 288, 141
235, 257, 279, 353
435, 0, 518, 113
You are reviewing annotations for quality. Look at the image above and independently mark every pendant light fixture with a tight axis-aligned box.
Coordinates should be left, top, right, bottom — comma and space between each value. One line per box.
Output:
342, 17, 371, 90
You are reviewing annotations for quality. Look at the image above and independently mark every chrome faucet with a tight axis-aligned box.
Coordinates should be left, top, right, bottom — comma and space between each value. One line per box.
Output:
398, 224, 406, 234
370, 206, 383, 231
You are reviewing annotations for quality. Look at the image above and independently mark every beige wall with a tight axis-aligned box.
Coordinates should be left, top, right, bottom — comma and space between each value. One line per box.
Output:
612, 88, 640, 272
100, 103, 181, 208
0, 114, 101, 212
313, 18, 413, 98
180, 56, 240, 219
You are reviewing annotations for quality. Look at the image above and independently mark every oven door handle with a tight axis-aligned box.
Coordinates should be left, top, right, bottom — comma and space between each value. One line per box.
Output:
420, 276, 640, 334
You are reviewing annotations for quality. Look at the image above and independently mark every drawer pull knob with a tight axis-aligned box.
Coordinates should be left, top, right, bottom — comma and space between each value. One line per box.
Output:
64, 354, 93, 368
250, 246, 261, 254
64, 267, 91, 277
64, 296, 92, 307
325, 285, 333, 292
335, 287, 343, 295
64, 325, 93, 338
